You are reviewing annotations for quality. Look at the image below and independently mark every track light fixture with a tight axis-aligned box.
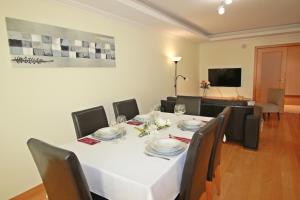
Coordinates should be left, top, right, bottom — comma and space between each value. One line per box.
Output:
218, 4, 225, 15
218, 0, 233, 15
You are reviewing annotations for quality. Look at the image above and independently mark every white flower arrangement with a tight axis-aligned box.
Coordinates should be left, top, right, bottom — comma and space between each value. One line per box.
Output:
135, 118, 171, 137
155, 118, 171, 129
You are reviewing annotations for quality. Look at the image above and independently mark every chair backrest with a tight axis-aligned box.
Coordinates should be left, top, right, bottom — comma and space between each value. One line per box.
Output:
72, 106, 109, 139
179, 118, 217, 200
112, 98, 139, 120
267, 88, 285, 112
207, 107, 231, 181
27, 138, 93, 200
176, 96, 202, 116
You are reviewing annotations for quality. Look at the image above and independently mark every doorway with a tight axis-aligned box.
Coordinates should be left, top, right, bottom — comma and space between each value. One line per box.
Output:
253, 43, 300, 113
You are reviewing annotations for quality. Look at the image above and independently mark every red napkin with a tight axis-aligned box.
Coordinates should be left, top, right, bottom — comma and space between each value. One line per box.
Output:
169, 135, 191, 144
78, 137, 100, 145
127, 121, 144, 126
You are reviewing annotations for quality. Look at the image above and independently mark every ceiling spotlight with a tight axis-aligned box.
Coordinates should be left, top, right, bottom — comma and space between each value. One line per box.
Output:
218, 5, 225, 15
225, 0, 232, 5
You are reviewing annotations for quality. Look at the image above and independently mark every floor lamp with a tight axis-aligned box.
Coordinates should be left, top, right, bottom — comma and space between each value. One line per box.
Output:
172, 56, 186, 96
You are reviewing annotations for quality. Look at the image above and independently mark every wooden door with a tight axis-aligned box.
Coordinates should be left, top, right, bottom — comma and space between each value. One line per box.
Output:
254, 47, 287, 103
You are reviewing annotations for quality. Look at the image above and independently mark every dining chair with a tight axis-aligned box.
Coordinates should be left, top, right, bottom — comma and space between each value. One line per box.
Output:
259, 88, 285, 120
177, 118, 217, 200
112, 98, 139, 120
72, 106, 109, 139
27, 138, 107, 200
176, 96, 201, 116
206, 107, 231, 200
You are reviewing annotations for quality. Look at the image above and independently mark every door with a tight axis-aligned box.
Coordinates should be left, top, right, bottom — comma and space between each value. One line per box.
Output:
254, 47, 287, 103
285, 45, 300, 106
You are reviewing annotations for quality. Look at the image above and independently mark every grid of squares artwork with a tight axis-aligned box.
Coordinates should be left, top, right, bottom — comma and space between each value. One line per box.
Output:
8, 31, 115, 60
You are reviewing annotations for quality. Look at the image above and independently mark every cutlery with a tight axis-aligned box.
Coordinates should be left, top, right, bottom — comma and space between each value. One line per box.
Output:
192, 118, 208, 123
144, 152, 170, 160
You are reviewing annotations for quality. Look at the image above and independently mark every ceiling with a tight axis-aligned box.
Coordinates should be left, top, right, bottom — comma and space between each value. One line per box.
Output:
58, 0, 300, 41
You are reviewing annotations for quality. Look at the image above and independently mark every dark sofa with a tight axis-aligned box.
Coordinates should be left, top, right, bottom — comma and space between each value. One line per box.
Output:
160, 96, 262, 149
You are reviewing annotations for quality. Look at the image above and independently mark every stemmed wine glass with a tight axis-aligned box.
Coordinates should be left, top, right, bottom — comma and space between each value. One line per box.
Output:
151, 104, 161, 121
174, 104, 186, 115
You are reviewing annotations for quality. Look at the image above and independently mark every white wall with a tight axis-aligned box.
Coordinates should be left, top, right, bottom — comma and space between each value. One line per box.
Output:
0, 0, 199, 198
199, 33, 300, 98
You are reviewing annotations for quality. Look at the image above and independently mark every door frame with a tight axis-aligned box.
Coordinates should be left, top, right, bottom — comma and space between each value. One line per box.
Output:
253, 42, 300, 100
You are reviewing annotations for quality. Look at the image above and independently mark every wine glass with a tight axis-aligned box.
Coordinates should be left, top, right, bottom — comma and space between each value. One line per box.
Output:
116, 115, 127, 124
174, 104, 186, 115
151, 104, 161, 120
116, 115, 127, 140
152, 104, 161, 111
109, 120, 116, 127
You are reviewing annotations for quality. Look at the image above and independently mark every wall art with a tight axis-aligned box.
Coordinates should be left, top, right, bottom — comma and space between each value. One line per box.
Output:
6, 17, 116, 67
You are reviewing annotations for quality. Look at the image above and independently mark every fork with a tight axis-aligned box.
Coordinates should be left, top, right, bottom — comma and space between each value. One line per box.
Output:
144, 152, 170, 160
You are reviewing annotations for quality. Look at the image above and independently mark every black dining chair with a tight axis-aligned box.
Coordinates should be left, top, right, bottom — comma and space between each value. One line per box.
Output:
206, 107, 231, 200
177, 118, 218, 200
112, 98, 139, 120
27, 138, 106, 200
176, 96, 202, 116
72, 106, 109, 139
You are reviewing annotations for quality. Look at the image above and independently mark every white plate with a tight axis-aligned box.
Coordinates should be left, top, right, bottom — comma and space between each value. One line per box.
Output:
148, 138, 186, 154
183, 120, 204, 127
145, 144, 186, 156
134, 114, 152, 122
92, 127, 121, 140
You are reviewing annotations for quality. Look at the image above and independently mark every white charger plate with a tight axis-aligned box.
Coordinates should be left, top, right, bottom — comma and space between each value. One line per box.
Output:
177, 120, 204, 131
147, 138, 187, 156
92, 127, 121, 140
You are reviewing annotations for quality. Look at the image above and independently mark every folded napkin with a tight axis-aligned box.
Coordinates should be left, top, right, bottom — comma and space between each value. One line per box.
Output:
127, 121, 144, 126
169, 135, 191, 144
78, 137, 100, 145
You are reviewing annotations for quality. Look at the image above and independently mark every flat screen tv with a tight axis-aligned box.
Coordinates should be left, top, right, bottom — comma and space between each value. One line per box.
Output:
208, 68, 241, 87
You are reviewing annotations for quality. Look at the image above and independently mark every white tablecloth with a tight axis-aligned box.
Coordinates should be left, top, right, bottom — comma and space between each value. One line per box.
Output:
62, 112, 212, 200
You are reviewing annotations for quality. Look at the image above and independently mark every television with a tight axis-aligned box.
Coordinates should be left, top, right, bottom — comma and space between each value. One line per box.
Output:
208, 68, 241, 87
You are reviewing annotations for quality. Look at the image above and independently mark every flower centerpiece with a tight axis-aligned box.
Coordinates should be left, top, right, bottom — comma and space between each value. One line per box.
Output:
200, 80, 210, 97
135, 118, 171, 137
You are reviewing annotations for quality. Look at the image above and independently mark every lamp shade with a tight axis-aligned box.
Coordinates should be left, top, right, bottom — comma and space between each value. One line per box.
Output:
171, 56, 182, 62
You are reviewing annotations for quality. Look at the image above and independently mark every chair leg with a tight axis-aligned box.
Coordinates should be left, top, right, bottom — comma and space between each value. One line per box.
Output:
206, 181, 213, 200
262, 113, 266, 121
277, 112, 280, 120
215, 165, 221, 195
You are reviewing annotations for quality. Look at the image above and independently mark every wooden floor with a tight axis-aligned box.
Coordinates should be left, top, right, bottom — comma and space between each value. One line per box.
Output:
11, 113, 300, 200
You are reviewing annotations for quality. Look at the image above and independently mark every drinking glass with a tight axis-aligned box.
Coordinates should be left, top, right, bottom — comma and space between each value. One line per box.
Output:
116, 115, 127, 140
174, 104, 186, 115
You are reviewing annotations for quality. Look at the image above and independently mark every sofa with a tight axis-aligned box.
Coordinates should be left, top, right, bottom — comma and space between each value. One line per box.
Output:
160, 96, 262, 150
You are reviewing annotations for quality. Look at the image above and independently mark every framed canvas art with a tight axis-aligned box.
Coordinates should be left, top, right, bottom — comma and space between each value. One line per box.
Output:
6, 17, 116, 67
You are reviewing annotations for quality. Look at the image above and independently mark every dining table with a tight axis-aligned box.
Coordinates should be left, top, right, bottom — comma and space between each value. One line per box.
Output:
62, 112, 213, 200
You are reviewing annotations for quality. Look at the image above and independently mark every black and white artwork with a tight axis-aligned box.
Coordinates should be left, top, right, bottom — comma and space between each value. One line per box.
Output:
6, 18, 116, 67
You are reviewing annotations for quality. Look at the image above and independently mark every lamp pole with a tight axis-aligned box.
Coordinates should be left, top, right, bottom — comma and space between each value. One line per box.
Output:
172, 57, 186, 97
174, 60, 178, 96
